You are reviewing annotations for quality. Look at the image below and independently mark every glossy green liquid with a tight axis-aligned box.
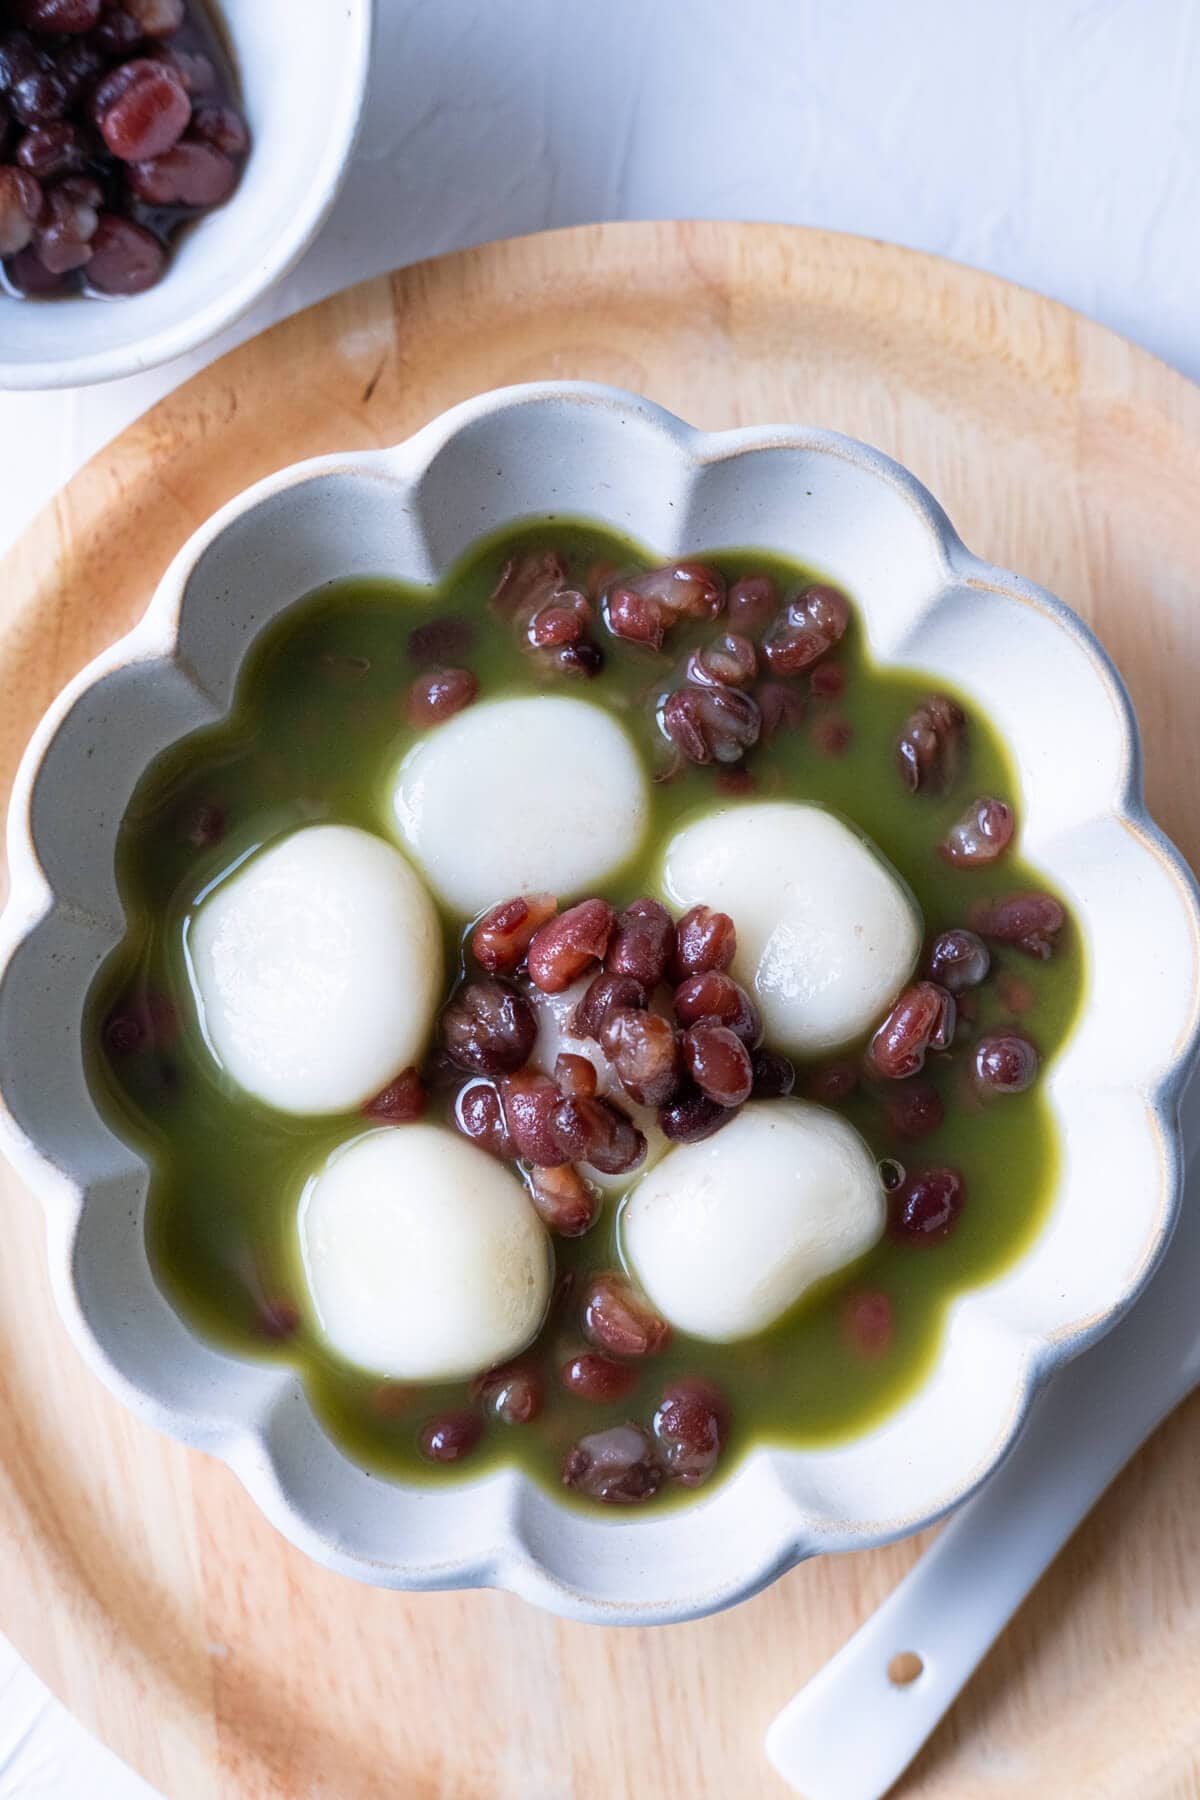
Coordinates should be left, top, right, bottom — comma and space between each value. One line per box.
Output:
88, 521, 1084, 1506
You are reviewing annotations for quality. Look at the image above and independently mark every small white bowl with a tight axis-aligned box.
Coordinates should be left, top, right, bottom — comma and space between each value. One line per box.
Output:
2, 384, 1198, 1624
0, 0, 372, 391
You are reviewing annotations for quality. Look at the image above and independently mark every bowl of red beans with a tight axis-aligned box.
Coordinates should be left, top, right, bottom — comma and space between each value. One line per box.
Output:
0, 0, 371, 387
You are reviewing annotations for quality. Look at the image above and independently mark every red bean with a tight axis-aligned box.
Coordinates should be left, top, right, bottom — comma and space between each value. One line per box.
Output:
878, 1157, 906, 1191
187, 99, 248, 154
549, 1094, 646, 1174
716, 765, 754, 796
750, 1047, 796, 1098
673, 970, 760, 1045
688, 632, 757, 689
180, 800, 225, 848
757, 680, 806, 738
35, 181, 97, 271
582, 1272, 671, 1357
552, 640, 605, 678
406, 666, 478, 727
0, 165, 41, 255
407, 614, 476, 663
652, 1377, 728, 1486
671, 905, 736, 979
454, 1079, 513, 1159
527, 589, 591, 647
661, 684, 760, 765
727, 573, 777, 633
419, 1411, 484, 1463
528, 1162, 598, 1236
998, 972, 1036, 1014
10, 64, 70, 126
571, 970, 647, 1039
3, 242, 64, 293
90, 8, 143, 53
471, 891, 557, 973
13, 0, 101, 30
562, 1423, 662, 1503
499, 1071, 567, 1165
85, 212, 164, 294
124, 0, 185, 36
841, 1289, 895, 1357
527, 898, 615, 994
811, 715, 853, 757
897, 695, 966, 793
807, 1060, 859, 1104
442, 980, 536, 1076
762, 583, 850, 675
561, 1351, 637, 1403
974, 1031, 1039, 1094
969, 891, 1064, 960
604, 587, 666, 648
103, 988, 178, 1056
610, 561, 724, 629
890, 1168, 965, 1245
94, 58, 189, 162
470, 1358, 543, 1425
681, 1020, 753, 1107
553, 1052, 597, 1098
658, 1088, 734, 1142
15, 120, 83, 177
869, 982, 956, 1079
941, 796, 1015, 867
490, 549, 567, 620
256, 1297, 299, 1342
884, 1080, 944, 1140
606, 897, 675, 987
927, 928, 990, 991
128, 139, 236, 205
148, 44, 217, 94
810, 661, 846, 699
362, 1068, 427, 1123
599, 1007, 680, 1106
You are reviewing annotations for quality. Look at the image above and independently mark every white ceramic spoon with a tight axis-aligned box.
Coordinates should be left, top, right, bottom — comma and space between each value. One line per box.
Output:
765, 1083, 1200, 1800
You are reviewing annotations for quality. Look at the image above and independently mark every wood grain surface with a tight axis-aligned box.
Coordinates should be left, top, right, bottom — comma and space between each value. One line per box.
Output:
1, 222, 1199, 1800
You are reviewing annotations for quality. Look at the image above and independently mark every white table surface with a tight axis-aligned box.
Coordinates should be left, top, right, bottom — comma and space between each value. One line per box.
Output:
2, 0, 1198, 1793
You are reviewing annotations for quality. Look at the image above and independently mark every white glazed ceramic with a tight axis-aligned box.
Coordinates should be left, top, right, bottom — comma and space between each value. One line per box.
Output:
1, 383, 1198, 1626
0, 0, 372, 391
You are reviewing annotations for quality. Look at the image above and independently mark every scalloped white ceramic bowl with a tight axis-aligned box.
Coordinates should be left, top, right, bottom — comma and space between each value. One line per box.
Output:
2, 383, 1198, 1625
0, 0, 372, 390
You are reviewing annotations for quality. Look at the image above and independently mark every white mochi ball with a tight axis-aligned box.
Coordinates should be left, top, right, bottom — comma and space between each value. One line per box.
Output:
299, 1125, 552, 1379
190, 823, 442, 1114
662, 801, 920, 1055
392, 695, 649, 916
621, 1100, 884, 1341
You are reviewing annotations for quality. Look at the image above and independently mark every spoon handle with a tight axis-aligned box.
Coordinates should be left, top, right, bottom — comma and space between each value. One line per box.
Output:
764, 1360, 1190, 1800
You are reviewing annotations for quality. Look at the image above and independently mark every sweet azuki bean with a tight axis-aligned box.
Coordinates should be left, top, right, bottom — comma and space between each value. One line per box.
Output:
470, 1358, 543, 1425
454, 1079, 514, 1158
599, 1007, 680, 1107
688, 632, 757, 689
442, 980, 536, 1075
673, 970, 760, 1045
890, 1167, 966, 1245
548, 1095, 646, 1175
553, 1052, 598, 1098
362, 1068, 427, 1123
406, 667, 478, 726
969, 891, 1064, 960
561, 1352, 637, 1403
499, 1072, 567, 1166
940, 796, 1015, 867
571, 970, 647, 1039
527, 899, 615, 993
974, 1031, 1039, 1094
870, 982, 956, 1080
660, 684, 760, 765
884, 1080, 944, 1140
658, 1087, 733, 1143
749, 1047, 796, 1098
671, 905, 736, 979
652, 1378, 728, 1486
605, 897, 675, 987
681, 1020, 753, 1107
528, 1162, 598, 1236
562, 1424, 662, 1503
582, 1273, 671, 1357
419, 1411, 484, 1463
761, 583, 850, 675
471, 891, 557, 973
726, 573, 777, 633
897, 695, 966, 793
927, 928, 990, 991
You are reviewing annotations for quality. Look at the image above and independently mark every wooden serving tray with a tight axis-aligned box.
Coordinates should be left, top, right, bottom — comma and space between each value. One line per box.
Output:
2, 223, 1199, 1800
